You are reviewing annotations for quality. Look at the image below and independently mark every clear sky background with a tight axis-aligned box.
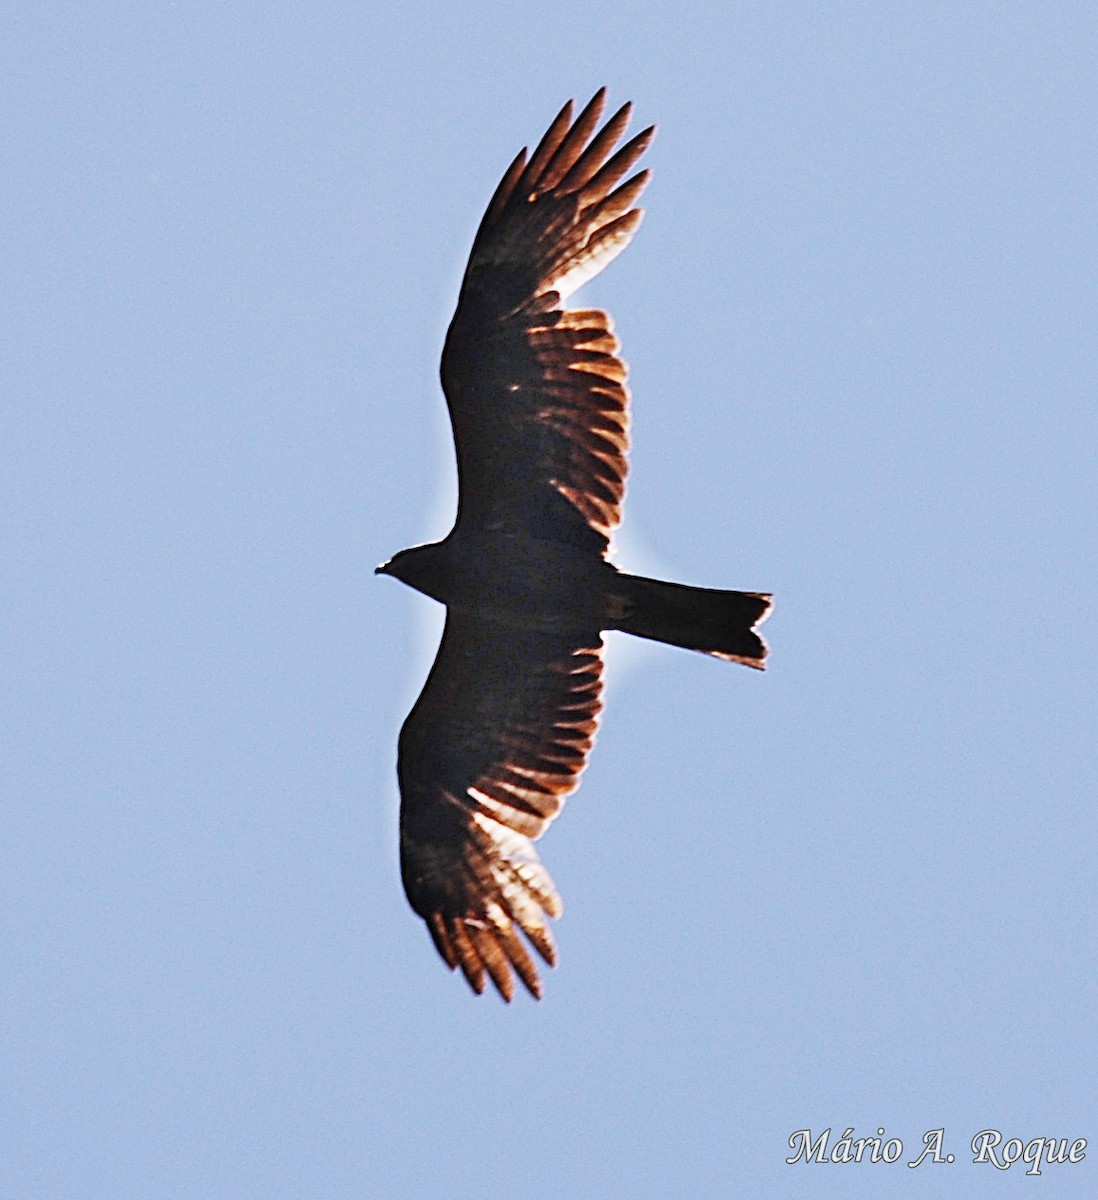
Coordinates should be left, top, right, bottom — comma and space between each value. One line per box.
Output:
5, 4, 1096, 1198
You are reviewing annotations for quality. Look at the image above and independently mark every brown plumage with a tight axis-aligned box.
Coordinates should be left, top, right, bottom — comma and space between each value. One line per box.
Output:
378, 90, 771, 1001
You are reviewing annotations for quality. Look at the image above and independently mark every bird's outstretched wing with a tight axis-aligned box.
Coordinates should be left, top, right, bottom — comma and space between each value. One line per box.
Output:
442, 89, 654, 554
398, 614, 603, 1001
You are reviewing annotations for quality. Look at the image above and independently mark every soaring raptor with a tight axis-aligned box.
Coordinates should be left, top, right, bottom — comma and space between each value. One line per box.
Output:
378, 91, 771, 1000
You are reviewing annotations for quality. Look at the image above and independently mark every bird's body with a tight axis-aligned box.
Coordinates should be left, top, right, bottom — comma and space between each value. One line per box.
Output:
382, 534, 614, 632
379, 91, 771, 1000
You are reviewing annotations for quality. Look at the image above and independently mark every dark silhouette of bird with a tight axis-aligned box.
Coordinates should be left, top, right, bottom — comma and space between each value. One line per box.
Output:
378, 90, 771, 1001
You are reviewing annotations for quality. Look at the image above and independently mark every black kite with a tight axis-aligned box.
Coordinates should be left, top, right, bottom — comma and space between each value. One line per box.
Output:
378, 91, 771, 1000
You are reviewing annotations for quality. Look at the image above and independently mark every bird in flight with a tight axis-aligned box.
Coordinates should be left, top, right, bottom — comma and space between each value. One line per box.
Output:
378, 90, 771, 1001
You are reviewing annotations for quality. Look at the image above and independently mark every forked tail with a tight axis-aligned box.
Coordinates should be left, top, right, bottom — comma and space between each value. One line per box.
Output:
610, 573, 772, 668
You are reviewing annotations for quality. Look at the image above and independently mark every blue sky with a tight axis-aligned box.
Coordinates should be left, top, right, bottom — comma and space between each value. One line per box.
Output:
4, 4, 1096, 1197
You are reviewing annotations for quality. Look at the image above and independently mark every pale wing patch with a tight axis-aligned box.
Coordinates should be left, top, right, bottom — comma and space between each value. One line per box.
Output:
528, 309, 631, 538
550, 209, 644, 303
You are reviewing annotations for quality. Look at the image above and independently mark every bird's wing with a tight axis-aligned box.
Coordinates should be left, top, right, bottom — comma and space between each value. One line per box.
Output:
441, 90, 654, 555
398, 612, 603, 1001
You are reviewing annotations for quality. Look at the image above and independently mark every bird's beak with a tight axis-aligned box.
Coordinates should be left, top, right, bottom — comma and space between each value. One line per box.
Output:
374, 562, 388, 576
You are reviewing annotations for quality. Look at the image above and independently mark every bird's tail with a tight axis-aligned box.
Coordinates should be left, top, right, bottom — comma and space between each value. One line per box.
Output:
610, 573, 772, 669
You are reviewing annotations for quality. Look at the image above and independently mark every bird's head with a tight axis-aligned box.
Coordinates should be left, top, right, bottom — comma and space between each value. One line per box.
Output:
375, 546, 418, 583
374, 542, 447, 602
